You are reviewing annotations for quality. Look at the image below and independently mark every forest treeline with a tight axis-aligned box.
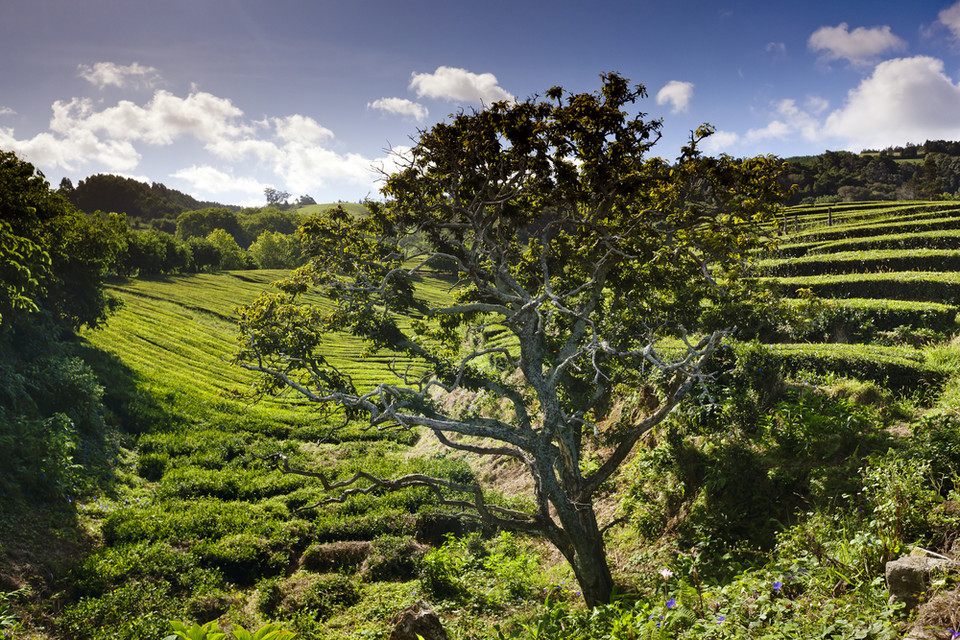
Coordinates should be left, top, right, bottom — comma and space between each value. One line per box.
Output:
56, 140, 960, 217
784, 140, 960, 204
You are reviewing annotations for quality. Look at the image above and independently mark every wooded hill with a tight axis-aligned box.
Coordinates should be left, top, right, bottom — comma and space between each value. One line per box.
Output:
784, 139, 960, 204
59, 174, 236, 231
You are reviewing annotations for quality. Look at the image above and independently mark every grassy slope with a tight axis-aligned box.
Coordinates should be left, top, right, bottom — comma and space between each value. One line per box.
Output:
9, 200, 960, 639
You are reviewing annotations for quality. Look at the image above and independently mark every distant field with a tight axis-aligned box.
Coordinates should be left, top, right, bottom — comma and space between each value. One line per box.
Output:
296, 202, 369, 217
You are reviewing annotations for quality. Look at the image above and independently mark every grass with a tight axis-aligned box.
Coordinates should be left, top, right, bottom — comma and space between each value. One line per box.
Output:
296, 202, 369, 217
8, 199, 960, 639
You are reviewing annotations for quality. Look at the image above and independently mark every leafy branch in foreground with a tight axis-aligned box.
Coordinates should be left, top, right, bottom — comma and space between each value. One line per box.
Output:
236, 72, 785, 607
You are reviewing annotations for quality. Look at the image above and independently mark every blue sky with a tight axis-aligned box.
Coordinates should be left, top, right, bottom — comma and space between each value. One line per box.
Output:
3, 1, 960, 206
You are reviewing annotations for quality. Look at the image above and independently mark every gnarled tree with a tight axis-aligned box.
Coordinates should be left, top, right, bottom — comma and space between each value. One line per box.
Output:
236, 73, 785, 607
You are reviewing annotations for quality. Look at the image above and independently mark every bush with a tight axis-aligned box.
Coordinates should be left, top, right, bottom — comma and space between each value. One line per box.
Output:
257, 572, 360, 620
195, 533, 282, 585
137, 452, 169, 481
361, 535, 425, 581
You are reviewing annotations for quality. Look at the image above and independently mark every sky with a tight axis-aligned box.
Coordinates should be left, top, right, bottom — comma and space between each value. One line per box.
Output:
4, 1, 960, 207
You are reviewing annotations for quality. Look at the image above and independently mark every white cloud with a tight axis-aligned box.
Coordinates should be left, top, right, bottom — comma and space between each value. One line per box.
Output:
746, 119, 792, 142
805, 96, 830, 115
656, 81, 694, 114
272, 114, 334, 144
701, 130, 740, 154
172, 165, 267, 197
824, 56, 960, 149
77, 62, 161, 89
46, 91, 252, 146
808, 23, 906, 67
0, 106, 15, 116
2, 82, 386, 200
0, 126, 140, 171
409, 66, 514, 103
938, 1, 960, 41
368, 97, 428, 121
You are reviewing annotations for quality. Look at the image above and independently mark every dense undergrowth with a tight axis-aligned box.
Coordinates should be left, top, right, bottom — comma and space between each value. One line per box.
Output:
3, 201, 960, 639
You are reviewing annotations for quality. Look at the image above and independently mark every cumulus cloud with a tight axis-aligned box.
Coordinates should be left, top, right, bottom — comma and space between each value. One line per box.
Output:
823, 56, 960, 149
272, 114, 334, 144
701, 130, 741, 155
368, 97, 428, 121
0, 107, 15, 116
46, 90, 251, 146
77, 62, 162, 89
938, 1, 960, 41
171, 165, 268, 197
808, 23, 906, 67
656, 81, 694, 113
1, 83, 384, 199
409, 66, 513, 103
0, 125, 141, 171
758, 99, 823, 142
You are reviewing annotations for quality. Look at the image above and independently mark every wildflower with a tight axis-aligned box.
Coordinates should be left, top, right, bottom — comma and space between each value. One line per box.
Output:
773, 581, 783, 592
717, 615, 726, 624
659, 568, 674, 580
947, 630, 960, 640
666, 598, 676, 609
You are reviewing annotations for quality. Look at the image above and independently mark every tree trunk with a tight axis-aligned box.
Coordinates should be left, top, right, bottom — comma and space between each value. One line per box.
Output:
567, 528, 615, 608
548, 493, 616, 607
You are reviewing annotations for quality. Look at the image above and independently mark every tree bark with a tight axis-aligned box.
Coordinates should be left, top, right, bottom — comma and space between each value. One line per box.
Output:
550, 496, 615, 607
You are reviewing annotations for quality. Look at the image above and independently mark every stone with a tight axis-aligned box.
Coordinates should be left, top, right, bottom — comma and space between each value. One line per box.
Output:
388, 600, 448, 640
886, 555, 957, 611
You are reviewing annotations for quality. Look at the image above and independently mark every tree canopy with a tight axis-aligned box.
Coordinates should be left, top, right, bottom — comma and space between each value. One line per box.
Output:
236, 73, 785, 606
0, 150, 123, 337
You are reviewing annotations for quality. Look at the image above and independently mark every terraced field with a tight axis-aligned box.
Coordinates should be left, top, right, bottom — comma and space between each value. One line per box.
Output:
759, 200, 960, 393
64, 200, 960, 639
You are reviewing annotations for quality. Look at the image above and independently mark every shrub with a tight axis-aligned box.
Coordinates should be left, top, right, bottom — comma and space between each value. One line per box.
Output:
300, 540, 372, 573
257, 571, 360, 620
57, 581, 175, 640
195, 533, 280, 585
361, 535, 425, 581
137, 452, 169, 481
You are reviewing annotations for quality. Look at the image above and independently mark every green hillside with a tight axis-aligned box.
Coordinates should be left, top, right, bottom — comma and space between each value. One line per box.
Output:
296, 202, 369, 217
4, 201, 960, 640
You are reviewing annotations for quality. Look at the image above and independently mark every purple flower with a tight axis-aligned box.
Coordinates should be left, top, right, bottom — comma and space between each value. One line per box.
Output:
659, 568, 674, 580
947, 630, 960, 640
666, 598, 676, 609
717, 615, 726, 624
773, 581, 783, 592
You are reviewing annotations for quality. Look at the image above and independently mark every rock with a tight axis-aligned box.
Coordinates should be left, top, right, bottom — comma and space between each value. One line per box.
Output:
886, 555, 957, 611
389, 600, 448, 640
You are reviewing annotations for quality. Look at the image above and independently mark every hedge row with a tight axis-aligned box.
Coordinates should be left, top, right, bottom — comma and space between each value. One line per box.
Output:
760, 249, 960, 277
764, 272, 960, 305
775, 216, 960, 258
783, 204, 960, 243
762, 342, 947, 393
782, 297, 959, 334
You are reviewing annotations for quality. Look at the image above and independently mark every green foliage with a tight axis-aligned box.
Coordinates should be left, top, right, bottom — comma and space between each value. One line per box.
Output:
762, 247, 960, 277
68, 173, 227, 222
0, 150, 124, 335
206, 228, 251, 270
164, 619, 295, 640
237, 73, 786, 607
248, 230, 304, 269
767, 342, 946, 394
57, 580, 176, 640
419, 532, 546, 608
362, 534, 424, 581
256, 571, 360, 621
177, 208, 247, 246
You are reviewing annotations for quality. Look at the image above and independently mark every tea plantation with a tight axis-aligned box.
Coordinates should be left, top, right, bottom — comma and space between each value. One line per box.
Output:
3, 201, 960, 639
